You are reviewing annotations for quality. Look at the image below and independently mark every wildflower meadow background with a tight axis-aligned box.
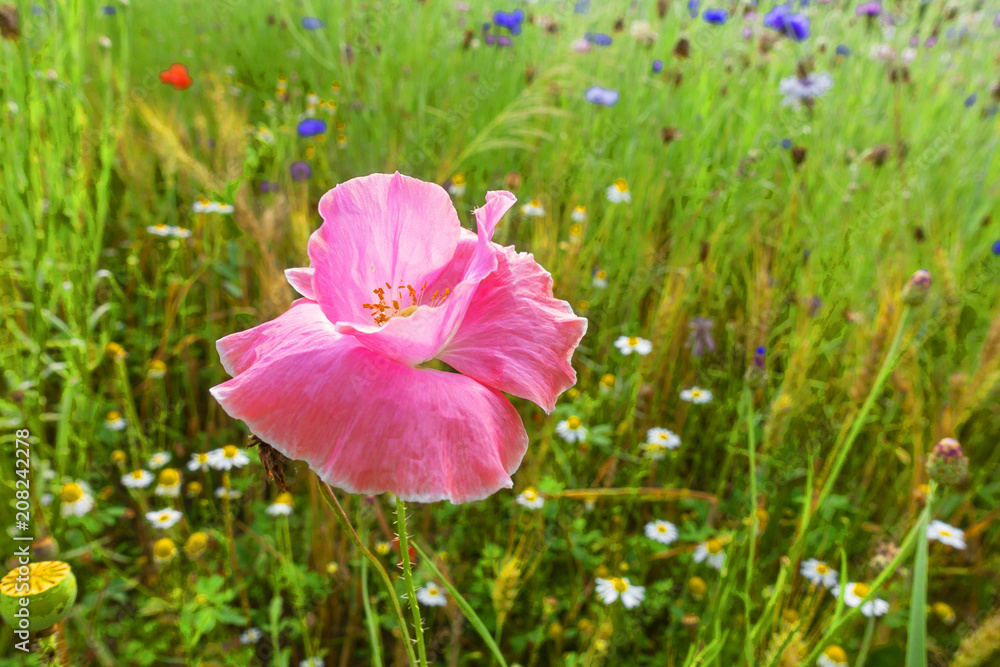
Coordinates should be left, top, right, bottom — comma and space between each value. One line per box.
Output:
3, 1, 1000, 666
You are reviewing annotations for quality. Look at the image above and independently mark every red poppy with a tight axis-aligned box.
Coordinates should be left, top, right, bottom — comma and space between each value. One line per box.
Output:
159, 63, 192, 90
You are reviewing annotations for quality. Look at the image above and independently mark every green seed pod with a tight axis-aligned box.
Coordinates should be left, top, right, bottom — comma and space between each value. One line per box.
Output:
0, 561, 77, 632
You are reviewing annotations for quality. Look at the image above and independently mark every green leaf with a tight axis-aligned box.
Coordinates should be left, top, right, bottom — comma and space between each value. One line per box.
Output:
905, 490, 932, 667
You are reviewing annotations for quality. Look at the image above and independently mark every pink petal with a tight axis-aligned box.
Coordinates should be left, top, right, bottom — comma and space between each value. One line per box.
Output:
211, 300, 528, 504
309, 172, 462, 326
439, 245, 587, 413
285, 267, 315, 299
336, 191, 517, 367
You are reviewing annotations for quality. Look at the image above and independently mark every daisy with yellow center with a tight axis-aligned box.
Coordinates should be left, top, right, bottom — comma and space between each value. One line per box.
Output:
145, 508, 183, 530
614, 335, 652, 355
375, 541, 391, 556
594, 576, 645, 609
818, 645, 849, 667
267, 491, 295, 516
521, 199, 545, 217
555, 416, 588, 443
927, 520, 966, 550
336, 133, 348, 148
680, 386, 713, 404
148, 359, 167, 379
605, 178, 632, 204
800, 558, 839, 589
187, 452, 212, 472
154, 468, 182, 498
60, 481, 95, 517
835, 582, 889, 617
592, 268, 608, 289
121, 469, 154, 489
416, 582, 448, 607
516, 487, 545, 509
153, 538, 177, 564
646, 427, 681, 450
208, 445, 250, 471
105, 410, 127, 431
599, 373, 616, 392
693, 538, 725, 570
147, 223, 172, 236
644, 519, 679, 545
447, 173, 466, 197
571, 205, 587, 222
148, 451, 171, 470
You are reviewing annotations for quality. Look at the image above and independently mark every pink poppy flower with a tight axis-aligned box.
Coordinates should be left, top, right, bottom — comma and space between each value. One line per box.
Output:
211, 173, 587, 503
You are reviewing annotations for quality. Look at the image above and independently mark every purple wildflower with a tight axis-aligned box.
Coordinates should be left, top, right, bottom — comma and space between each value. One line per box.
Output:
296, 118, 327, 137
301, 17, 324, 29
704, 8, 728, 24
494, 10, 524, 35
584, 85, 619, 106
290, 161, 312, 182
686, 317, 717, 358
652, 59, 664, 73
586, 32, 612, 46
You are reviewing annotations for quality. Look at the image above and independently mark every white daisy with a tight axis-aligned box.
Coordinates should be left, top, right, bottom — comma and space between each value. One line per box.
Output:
300, 659, 324, 667
927, 520, 966, 550
122, 469, 154, 489
416, 582, 448, 607
145, 508, 183, 530
614, 336, 652, 356
571, 205, 587, 222
208, 445, 251, 470
267, 492, 294, 516
516, 487, 545, 509
60, 481, 95, 517
148, 452, 171, 470
192, 199, 214, 214
187, 452, 212, 472
645, 427, 681, 450
836, 582, 889, 617
641, 442, 670, 460
105, 411, 127, 431
239, 627, 263, 645
169, 226, 193, 238
215, 487, 242, 500
154, 469, 182, 498
594, 577, 645, 609
692, 539, 725, 570
146, 223, 172, 236
592, 269, 608, 289
818, 645, 849, 667
644, 520, 679, 545
680, 387, 713, 404
447, 174, 466, 197
605, 178, 632, 204
520, 199, 545, 217
800, 558, 839, 589
555, 416, 587, 443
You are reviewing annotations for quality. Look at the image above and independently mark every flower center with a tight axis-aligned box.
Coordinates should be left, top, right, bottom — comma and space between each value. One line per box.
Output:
275, 492, 294, 505
815, 563, 829, 575
824, 646, 847, 662
706, 538, 723, 555
627, 336, 639, 346
158, 515, 170, 523
197, 453, 208, 463
223, 445, 238, 458
452, 173, 465, 186
612, 577, 628, 593
130, 470, 144, 480
567, 416, 582, 430
646, 443, 665, 452
852, 583, 871, 597
159, 469, 180, 486
596, 270, 607, 280
523, 489, 537, 501
691, 390, 703, 398
428, 587, 439, 596
614, 178, 629, 192
61, 483, 84, 503
154, 538, 176, 559
657, 525, 667, 533
530, 199, 541, 207
363, 282, 448, 326
939, 529, 951, 537
107, 411, 121, 421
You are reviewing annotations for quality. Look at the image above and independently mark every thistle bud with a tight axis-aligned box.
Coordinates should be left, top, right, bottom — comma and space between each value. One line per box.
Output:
926, 437, 969, 486
902, 269, 932, 306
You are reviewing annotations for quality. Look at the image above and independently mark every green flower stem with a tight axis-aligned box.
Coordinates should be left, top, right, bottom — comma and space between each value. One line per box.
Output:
396, 497, 429, 667
319, 482, 419, 667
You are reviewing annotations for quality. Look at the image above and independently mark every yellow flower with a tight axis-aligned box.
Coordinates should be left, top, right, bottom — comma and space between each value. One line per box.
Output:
153, 538, 177, 564
185, 532, 209, 558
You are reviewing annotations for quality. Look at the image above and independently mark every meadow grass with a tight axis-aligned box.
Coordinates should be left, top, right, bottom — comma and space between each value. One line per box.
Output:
2, 1, 1000, 665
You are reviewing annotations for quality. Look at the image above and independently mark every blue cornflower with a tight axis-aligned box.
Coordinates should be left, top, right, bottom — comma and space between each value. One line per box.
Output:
763, 4, 791, 31
102, 5, 116, 15
704, 9, 728, 24
836, 44, 851, 56
494, 10, 524, 35
290, 161, 312, 182
584, 86, 619, 107
688, 1, 700, 18
992, 239, 1000, 255
301, 17, 324, 30
781, 138, 793, 149
965, 94, 977, 108
297, 118, 327, 137
586, 32, 612, 46
753, 346, 766, 369
652, 59, 664, 73
784, 13, 810, 40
